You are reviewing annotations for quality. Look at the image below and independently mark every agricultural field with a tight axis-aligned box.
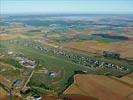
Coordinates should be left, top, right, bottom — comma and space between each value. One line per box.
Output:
0, 86, 8, 100
63, 40, 133, 59
64, 74, 133, 100
0, 14, 133, 99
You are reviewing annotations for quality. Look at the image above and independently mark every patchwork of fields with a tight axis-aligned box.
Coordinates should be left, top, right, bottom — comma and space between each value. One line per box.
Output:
0, 14, 133, 99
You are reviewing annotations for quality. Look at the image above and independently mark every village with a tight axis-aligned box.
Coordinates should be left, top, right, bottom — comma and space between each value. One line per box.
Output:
0, 49, 67, 100
8, 39, 129, 73
0, 14, 133, 100
50, 49, 129, 72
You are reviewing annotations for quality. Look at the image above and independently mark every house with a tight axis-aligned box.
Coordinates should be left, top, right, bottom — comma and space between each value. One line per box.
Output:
8, 51, 13, 55
16, 56, 36, 69
33, 96, 42, 100
49, 71, 57, 77
13, 79, 22, 86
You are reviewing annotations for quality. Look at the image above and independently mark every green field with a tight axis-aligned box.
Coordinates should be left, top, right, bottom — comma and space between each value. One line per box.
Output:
0, 40, 90, 95
0, 39, 132, 97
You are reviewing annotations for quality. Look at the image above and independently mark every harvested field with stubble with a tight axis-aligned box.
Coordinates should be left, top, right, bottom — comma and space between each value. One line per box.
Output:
107, 41, 133, 59
64, 74, 133, 100
63, 40, 133, 59
0, 34, 28, 41
120, 73, 133, 86
0, 33, 43, 41
63, 40, 108, 53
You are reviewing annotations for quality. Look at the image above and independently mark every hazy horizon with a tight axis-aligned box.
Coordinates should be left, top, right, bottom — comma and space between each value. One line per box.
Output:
1, 0, 133, 14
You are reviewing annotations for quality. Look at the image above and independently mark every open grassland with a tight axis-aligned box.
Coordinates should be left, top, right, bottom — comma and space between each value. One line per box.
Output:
64, 74, 133, 100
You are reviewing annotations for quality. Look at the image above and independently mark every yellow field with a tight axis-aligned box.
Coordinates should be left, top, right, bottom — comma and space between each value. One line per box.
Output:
63, 40, 133, 59
63, 40, 109, 54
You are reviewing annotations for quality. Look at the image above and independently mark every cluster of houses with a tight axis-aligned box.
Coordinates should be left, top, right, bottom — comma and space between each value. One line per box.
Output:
29, 43, 128, 72
49, 49, 129, 72
16, 56, 36, 69
9, 40, 128, 72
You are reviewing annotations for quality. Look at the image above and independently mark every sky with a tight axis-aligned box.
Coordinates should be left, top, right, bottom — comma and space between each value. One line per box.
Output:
1, 0, 133, 14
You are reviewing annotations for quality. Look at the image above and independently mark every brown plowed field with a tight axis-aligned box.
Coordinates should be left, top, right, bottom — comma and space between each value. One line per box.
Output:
64, 74, 133, 100
120, 73, 133, 86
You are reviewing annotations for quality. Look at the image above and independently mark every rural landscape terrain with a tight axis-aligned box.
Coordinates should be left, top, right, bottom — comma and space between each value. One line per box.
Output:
0, 14, 133, 100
